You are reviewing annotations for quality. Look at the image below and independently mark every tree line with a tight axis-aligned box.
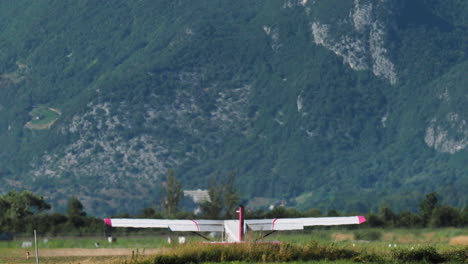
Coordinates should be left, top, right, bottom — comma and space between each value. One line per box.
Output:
365, 192, 468, 228
1, 171, 467, 237
0, 190, 103, 235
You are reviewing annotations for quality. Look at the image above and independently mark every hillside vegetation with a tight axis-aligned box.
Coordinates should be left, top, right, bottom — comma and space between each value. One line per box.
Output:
0, 0, 467, 215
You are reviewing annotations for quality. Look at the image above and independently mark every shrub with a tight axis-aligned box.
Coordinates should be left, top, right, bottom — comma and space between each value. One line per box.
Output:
353, 253, 385, 263
391, 246, 445, 263
441, 248, 468, 263
152, 242, 362, 263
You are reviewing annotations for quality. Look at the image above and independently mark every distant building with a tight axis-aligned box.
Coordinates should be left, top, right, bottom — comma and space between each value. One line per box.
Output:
183, 189, 210, 204
269, 200, 287, 210
183, 189, 210, 214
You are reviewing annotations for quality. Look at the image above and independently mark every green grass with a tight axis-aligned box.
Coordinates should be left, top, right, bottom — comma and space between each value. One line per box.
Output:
0, 248, 130, 264
0, 235, 191, 249
264, 227, 468, 245
29, 106, 60, 126
202, 261, 360, 264
151, 243, 467, 264
152, 243, 359, 263
0, 229, 466, 263
1, 228, 466, 249
149, 228, 468, 264
24, 105, 62, 130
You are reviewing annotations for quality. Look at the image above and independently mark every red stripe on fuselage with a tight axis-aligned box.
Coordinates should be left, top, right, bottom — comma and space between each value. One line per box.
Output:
272, 218, 278, 230
191, 220, 200, 231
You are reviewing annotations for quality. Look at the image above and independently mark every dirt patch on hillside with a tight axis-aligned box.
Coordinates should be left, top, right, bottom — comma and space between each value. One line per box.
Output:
38, 248, 163, 257
449, 236, 468, 246
332, 233, 354, 241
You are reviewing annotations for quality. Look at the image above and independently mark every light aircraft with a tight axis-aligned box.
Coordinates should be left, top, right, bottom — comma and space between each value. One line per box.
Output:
104, 206, 366, 243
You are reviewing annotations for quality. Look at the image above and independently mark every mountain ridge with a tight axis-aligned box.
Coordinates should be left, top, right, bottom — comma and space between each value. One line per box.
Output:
0, 0, 466, 216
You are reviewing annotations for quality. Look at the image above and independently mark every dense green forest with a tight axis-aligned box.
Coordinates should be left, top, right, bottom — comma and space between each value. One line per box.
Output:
0, 0, 467, 216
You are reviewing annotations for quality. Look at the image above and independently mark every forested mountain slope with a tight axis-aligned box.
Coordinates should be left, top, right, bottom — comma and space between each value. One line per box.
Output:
0, 0, 466, 216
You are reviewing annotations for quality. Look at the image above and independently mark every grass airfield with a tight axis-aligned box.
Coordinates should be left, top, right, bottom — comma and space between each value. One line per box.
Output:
0, 228, 466, 264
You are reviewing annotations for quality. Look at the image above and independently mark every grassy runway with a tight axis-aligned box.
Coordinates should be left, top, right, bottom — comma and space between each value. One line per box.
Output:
0, 228, 466, 263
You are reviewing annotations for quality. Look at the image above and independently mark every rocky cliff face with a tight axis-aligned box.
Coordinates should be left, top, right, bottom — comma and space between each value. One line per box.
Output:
310, 0, 397, 84
424, 62, 468, 154
34, 76, 253, 183
425, 114, 468, 154
29, 66, 255, 213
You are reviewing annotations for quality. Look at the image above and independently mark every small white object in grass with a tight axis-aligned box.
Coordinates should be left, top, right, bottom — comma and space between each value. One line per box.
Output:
178, 236, 186, 244
21, 241, 32, 248
22, 241, 32, 248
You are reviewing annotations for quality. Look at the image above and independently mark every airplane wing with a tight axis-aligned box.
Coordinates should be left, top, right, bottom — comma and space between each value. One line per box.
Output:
104, 218, 224, 232
104, 210, 366, 243
245, 216, 366, 231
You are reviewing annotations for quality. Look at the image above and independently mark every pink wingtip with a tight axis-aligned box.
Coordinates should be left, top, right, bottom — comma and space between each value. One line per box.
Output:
358, 216, 366, 224
104, 218, 112, 226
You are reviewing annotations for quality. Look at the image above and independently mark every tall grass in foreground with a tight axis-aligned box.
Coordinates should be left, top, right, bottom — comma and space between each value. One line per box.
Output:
148, 243, 467, 264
